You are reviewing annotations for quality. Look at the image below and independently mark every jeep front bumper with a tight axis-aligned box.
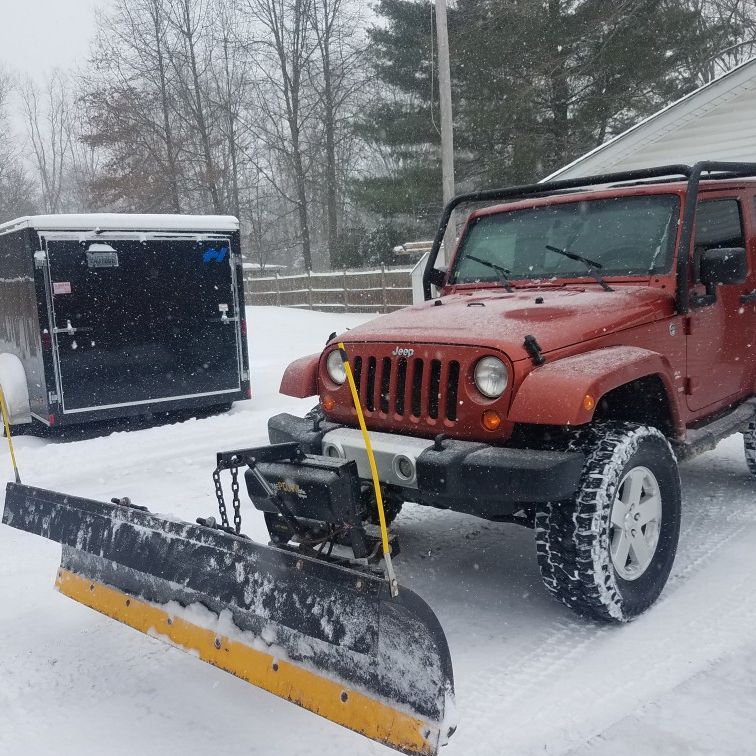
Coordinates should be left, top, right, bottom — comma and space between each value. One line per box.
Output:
268, 413, 585, 519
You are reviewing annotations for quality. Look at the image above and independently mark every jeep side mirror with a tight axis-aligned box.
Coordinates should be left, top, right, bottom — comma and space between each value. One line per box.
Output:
428, 266, 447, 289
699, 247, 747, 287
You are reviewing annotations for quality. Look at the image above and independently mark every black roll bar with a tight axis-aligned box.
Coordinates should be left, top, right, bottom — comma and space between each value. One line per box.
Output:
422, 161, 756, 314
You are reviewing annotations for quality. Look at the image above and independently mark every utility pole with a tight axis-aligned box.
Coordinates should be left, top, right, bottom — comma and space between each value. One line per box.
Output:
435, 0, 455, 262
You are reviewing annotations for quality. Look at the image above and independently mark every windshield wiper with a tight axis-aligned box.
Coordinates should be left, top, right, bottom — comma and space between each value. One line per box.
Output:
545, 245, 614, 292
647, 244, 663, 273
465, 254, 514, 292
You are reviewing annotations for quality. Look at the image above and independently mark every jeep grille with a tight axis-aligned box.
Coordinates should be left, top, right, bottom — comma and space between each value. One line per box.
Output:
352, 354, 460, 422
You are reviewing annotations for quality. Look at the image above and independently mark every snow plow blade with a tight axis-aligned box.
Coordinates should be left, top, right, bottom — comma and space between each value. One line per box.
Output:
2, 482, 455, 755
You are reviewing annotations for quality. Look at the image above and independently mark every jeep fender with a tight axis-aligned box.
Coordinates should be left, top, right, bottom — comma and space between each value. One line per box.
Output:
280, 353, 320, 398
508, 346, 682, 432
0, 354, 31, 425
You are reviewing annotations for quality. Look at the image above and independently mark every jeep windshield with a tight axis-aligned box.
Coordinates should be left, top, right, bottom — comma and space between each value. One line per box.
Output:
450, 194, 680, 287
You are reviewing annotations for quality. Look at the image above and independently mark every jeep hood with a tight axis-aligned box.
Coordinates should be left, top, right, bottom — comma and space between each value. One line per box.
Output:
341, 286, 675, 361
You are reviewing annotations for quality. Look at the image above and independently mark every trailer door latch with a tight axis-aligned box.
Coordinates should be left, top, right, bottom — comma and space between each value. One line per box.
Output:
53, 320, 77, 336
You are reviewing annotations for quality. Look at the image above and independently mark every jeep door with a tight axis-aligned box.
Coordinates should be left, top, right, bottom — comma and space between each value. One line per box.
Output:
686, 197, 753, 412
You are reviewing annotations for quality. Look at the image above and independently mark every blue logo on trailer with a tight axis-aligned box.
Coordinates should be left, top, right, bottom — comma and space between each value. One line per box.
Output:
203, 246, 228, 264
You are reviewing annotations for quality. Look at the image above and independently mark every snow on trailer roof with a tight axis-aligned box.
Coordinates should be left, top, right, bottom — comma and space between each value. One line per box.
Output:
0, 213, 240, 234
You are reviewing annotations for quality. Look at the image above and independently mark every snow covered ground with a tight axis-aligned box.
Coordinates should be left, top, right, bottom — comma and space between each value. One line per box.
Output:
2, 306, 756, 756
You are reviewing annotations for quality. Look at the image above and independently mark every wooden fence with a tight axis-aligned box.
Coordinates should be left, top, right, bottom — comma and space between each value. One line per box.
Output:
243, 265, 414, 313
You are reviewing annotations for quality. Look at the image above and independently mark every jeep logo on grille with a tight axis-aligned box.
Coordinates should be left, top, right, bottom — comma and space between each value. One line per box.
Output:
392, 347, 415, 358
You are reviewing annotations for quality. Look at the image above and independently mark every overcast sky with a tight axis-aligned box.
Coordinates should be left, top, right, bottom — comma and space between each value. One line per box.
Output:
0, 0, 103, 81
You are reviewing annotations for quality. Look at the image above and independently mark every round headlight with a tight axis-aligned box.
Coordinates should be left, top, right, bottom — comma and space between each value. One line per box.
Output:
326, 349, 346, 385
474, 356, 508, 398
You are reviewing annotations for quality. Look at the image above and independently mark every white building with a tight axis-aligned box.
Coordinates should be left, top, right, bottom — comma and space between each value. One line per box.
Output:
545, 57, 756, 181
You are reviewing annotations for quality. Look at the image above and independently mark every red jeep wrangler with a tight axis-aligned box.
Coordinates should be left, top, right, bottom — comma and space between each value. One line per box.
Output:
269, 162, 756, 622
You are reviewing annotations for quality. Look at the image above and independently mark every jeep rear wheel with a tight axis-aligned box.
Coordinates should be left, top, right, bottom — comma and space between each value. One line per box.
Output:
535, 423, 681, 622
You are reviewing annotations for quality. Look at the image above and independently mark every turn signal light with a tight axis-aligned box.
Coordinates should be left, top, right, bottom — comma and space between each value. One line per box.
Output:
583, 394, 595, 412
322, 395, 336, 412
482, 410, 502, 431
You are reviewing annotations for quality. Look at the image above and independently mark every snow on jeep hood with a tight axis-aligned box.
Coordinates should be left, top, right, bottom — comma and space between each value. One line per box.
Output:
343, 285, 675, 361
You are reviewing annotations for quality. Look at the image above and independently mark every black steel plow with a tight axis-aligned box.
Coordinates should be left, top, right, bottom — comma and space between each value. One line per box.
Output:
2, 482, 455, 755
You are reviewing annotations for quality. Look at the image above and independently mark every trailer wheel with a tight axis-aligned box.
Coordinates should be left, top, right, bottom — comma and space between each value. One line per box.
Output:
743, 421, 756, 475
0, 354, 31, 428
535, 423, 681, 622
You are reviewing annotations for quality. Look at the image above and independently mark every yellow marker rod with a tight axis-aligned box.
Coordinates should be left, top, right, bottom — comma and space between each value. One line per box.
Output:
338, 343, 398, 597
0, 386, 20, 484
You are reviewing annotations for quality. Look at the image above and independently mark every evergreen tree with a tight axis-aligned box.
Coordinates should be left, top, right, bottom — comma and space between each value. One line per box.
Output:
356, 0, 739, 230
353, 0, 443, 232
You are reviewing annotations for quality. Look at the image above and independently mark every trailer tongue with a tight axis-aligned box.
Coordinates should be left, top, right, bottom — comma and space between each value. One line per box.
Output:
2, 470, 455, 755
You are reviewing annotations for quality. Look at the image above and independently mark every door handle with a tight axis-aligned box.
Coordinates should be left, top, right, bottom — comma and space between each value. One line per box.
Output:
207, 315, 238, 324
53, 320, 93, 335
53, 319, 77, 336
740, 290, 756, 304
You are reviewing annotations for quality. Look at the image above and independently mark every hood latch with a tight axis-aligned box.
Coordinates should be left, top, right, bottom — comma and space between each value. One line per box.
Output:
524, 335, 546, 366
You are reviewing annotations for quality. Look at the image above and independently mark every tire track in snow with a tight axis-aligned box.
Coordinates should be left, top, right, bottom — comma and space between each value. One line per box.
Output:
445, 440, 756, 756
449, 523, 756, 756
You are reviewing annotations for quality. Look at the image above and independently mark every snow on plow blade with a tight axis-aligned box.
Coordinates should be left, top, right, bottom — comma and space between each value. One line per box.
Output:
2, 483, 455, 755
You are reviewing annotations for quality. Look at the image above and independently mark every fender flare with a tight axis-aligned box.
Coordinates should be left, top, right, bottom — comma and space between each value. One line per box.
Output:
508, 346, 682, 433
0, 353, 31, 425
280, 353, 320, 398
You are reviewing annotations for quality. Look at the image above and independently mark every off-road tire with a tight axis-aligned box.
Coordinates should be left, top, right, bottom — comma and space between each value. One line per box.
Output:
535, 423, 681, 622
744, 421, 756, 475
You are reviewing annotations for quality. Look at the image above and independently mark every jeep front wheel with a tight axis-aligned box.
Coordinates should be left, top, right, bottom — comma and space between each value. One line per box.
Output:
535, 423, 681, 622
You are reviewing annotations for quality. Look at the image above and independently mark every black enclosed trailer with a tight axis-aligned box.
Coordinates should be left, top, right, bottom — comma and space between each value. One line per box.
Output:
0, 214, 250, 429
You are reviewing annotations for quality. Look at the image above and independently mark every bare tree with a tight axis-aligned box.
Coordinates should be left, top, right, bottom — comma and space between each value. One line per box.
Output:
0, 69, 36, 221
211, 0, 251, 218
78, 0, 189, 211
72, 0, 374, 267
246, 0, 317, 270
146, 0, 183, 212
67, 108, 101, 212
168, 0, 223, 213
692, 0, 756, 82
309, 0, 367, 266
19, 71, 72, 214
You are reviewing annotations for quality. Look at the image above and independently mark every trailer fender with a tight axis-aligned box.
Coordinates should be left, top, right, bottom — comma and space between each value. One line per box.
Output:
280, 353, 320, 398
0, 354, 31, 425
508, 346, 680, 430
